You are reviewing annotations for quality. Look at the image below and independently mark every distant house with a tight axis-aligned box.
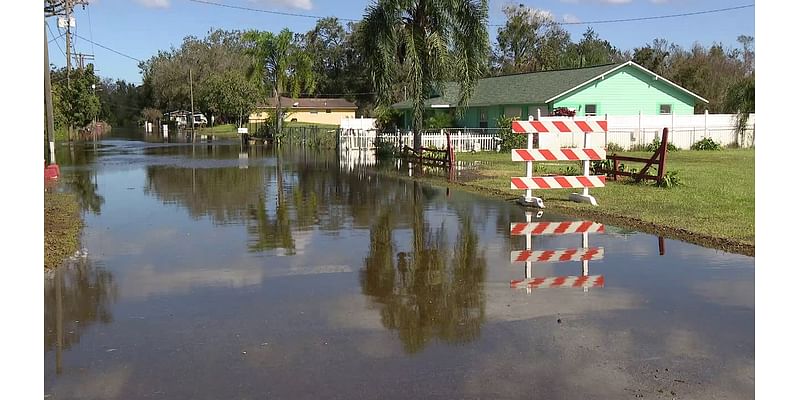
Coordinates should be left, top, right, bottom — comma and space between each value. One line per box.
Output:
391, 61, 709, 129
249, 97, 357, 126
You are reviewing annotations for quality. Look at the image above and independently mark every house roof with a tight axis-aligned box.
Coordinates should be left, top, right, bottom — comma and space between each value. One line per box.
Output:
257, 97, 357, 110
391, 61, 708, 109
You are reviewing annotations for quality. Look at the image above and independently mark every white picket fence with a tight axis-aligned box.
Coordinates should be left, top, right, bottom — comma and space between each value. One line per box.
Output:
338, 129, 501, 152
336, 113, 755, 152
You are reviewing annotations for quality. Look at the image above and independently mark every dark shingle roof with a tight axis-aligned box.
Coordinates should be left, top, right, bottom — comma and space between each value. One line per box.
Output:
392, 63, 623, 109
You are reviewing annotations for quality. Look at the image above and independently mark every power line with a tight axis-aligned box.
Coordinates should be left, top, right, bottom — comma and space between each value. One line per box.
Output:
73, 33, 143, 63
545, 4, 755, 27
46, 21, 66, 58
187, 0, 357, 22
187, 0, 752, 27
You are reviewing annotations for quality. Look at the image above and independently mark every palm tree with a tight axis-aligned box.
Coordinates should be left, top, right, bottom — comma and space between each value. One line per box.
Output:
360, 0, 490, 151
243, 29, 315, 137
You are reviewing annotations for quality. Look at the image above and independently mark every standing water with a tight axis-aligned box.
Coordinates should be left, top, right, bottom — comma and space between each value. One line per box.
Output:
45, 136, 754, 399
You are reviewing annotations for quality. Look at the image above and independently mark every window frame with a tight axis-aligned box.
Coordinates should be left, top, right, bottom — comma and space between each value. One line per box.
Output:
659, 104, 673, 115
584, 104, 597, 116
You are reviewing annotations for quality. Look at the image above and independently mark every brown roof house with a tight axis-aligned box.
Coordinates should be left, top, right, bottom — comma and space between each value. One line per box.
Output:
249, 97, 357, 126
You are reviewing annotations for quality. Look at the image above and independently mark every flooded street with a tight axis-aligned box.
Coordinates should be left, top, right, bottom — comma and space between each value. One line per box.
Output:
45, 136, 754, 399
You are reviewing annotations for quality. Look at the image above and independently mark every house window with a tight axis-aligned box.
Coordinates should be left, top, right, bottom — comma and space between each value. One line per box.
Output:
660, 104, 672, 115
479, 108, 488, 129
584, 104, 597, 116
326, 109, 332, 113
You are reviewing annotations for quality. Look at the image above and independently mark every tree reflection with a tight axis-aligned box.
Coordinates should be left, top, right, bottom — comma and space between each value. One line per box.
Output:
44, 257, 118, 373
361, 182, 487, 354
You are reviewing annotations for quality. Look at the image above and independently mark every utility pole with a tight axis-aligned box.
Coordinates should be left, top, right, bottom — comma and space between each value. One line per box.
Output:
190, 68, 196, 139
45, 22, 56, 164
57, 0, 89, 141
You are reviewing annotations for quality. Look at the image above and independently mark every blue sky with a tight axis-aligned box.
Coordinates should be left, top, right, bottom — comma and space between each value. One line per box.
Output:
45, 0, 755, 84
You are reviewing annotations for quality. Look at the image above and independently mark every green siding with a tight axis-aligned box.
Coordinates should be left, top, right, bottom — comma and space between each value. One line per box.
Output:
552, 65, 696, 116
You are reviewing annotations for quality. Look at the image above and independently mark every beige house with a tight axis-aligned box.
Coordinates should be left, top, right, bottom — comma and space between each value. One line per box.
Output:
249, 97, 357, 126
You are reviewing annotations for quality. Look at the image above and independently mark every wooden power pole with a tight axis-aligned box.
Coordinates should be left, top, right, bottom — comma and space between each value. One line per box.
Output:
45, 22, 56, 164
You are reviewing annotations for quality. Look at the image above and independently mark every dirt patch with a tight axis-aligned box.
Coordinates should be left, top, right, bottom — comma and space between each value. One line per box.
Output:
45, 191, 83, 269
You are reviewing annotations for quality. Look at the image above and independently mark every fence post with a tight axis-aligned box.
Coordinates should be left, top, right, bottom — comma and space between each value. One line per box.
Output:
657, 128, 669, 182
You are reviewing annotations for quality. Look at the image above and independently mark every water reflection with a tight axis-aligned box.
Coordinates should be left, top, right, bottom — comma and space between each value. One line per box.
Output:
44, 256, 118, 373
361, 182, 487, 353
509, 211, 605, 292
55, 143, 105, 214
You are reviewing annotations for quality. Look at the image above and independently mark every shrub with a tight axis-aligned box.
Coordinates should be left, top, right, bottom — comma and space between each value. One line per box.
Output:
657, 171, 682, 188
606, 142, 624, 152
645, 138, 678, 152
496, 115, 525, 152
691, 137, 722, 151
551, 107, 576, 117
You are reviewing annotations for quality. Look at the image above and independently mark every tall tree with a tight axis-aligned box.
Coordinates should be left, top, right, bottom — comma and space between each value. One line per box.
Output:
243, 28, 316, 135
51, 64, 101, 140
494, 4, 564, 73
360, 0, 490, 151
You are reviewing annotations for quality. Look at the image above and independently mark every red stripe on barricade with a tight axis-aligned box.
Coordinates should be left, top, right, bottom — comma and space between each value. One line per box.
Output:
553, 121, 570, 133
540, 149, 556, 161
575, 121, 591, 132
511, 177, 527, 189
562, 148, 577, 160
585, 148, 600, 160
510, 221, 605, 235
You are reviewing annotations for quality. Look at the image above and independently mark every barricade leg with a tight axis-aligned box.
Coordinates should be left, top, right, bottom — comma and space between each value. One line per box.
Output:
569, 132, 599, 206
518, 131, 545, 208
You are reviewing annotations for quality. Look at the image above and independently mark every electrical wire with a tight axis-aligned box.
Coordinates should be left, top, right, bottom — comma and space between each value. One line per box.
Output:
187, 0, 358, 22
46, 21, 66, 58
73, 33, 143, 63
187, 0, 752, 27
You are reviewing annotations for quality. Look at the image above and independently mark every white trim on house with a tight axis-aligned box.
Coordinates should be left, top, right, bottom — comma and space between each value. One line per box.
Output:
544, 61, 710, 104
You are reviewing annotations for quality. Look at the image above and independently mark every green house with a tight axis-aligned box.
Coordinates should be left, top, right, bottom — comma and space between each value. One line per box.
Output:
391, 61, 709, 129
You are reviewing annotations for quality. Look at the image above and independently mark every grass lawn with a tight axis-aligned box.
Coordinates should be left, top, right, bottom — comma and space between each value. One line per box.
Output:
453, 149, 754, 253
197, 123, 239, 137
44, 191, 83, 269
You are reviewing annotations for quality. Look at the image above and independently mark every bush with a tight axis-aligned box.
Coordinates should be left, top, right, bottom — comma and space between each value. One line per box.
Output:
691, 137, 722, 151
424, 112, 455, 129
657, 171, 682, 188
644, 138, 678, 152
606, 142, 624, 152
551, 107, 576, 117
496, 115, 525, 152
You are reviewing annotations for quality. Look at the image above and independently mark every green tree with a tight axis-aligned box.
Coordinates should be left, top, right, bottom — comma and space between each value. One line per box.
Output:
51, 64, 101, 140
360, 0, 490, 151
243, 28, 316, 136
494, 4, 561, 73
200, 70, 259, 127
139, 29, 254, 119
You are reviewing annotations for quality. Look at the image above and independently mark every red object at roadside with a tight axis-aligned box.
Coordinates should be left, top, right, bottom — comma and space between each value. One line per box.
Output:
45, 163, 60, 181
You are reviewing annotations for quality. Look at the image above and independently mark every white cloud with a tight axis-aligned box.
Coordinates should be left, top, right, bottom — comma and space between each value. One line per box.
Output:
563, 13, 581, 23
250, 0, 313, 11
135, 0, 170, 9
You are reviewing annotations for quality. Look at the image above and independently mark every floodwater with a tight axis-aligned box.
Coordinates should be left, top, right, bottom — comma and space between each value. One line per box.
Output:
45, 134, 754, 399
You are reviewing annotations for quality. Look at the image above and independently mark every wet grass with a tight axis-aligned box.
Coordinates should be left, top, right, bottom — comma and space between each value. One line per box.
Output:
443, 149, 754, 254
44, 191, 83, 269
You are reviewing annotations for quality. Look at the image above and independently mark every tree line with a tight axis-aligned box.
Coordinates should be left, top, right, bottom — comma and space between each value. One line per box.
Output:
50, 1, 754, 143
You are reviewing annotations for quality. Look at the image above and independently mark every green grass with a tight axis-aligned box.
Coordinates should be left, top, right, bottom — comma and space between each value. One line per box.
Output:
45, 192, 83, 269
197, 123, 239, 137
454, 149, 754, 250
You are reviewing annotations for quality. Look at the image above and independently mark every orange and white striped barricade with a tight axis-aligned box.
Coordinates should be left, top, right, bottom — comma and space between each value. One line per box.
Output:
509, 211, 605, 293
511, 118, 607, 207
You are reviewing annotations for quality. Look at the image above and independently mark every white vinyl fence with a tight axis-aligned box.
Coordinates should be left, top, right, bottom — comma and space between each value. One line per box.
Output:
337, 113, 755, 152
